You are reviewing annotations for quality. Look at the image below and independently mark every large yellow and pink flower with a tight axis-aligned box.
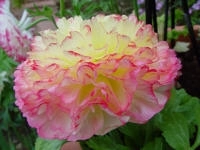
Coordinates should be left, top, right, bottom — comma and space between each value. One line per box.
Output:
0, 0, 32, 62
14, 14, 181, 141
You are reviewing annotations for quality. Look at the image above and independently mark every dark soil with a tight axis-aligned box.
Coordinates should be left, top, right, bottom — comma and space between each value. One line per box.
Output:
177, 50, 200, 98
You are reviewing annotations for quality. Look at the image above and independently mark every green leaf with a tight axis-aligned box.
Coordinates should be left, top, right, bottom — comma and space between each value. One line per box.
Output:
151, 88, 200, 149
119, 123, 143, 140
27, 5, 57, 28
163, 89, 193, 112
142, 137, 166, 150
11, 0, 24, 8
0, 49, 17, 74
191, 104, 200, 149
0, 131, 10, 150
28, 5, 53, 18
160, 113, 190, 150
163, 89, 200, 124
119, 120, 163, 149
86, 134, 130, 150
0, 48, 36, 150
35, 137, 66, 150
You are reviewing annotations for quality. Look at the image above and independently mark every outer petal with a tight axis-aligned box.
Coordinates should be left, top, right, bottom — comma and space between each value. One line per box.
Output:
128, 80, 171, 123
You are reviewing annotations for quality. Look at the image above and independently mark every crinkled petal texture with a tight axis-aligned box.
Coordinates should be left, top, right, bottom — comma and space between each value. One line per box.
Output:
0, 0, 32, 62
14, 14, 181, 141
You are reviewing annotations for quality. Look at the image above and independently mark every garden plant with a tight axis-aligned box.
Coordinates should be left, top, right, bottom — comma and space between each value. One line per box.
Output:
0, 0, 200, 150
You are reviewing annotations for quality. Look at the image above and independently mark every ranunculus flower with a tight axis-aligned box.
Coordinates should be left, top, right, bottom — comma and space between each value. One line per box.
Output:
14, 14, 181, 141
0, 0, 32, 62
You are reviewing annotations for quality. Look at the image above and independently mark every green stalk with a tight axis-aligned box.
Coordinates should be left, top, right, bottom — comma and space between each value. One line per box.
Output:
59, 0, 65, 17
133, 0, 139, 19
25, 16, 58, 31
50, 16, 58, 29
25, 18, 49, 30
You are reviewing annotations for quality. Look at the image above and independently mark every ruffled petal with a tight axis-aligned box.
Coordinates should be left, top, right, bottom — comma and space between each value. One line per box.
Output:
14, 14, 181, 141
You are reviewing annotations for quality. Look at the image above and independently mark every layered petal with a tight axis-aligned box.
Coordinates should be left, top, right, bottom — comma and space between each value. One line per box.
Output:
14, 14, 181, 141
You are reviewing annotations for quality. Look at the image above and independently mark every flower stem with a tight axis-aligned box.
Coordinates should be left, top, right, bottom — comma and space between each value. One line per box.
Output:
170, 0, 175, 47
133, 0, 139, 19
59, 0, 65, 17
163, 0, 169, 40
25, 18, 49, 30
181, 0, 200, 64
152, 0, 157, 32
145, 0, 157, 32
145, 0, 152, 24
50, 16, 58, 29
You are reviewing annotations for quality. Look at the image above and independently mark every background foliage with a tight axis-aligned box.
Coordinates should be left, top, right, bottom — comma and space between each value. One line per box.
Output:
0, 49, 36, 150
